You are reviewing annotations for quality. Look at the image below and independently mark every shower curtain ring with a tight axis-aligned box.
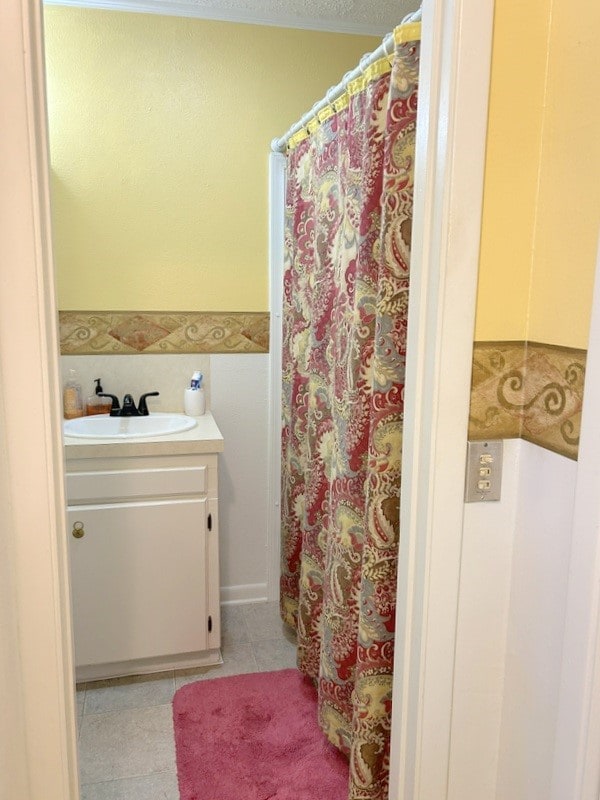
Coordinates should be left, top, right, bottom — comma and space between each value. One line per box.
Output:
359, 53, 372, 72
381, 33, 396, 64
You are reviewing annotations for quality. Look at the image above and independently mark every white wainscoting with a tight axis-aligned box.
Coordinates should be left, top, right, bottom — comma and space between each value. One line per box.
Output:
61, 353, 212, 414
496, 441, 577, 799
211, 354, 271, 602
448, 439, 579, 800
448, 438, 521, 800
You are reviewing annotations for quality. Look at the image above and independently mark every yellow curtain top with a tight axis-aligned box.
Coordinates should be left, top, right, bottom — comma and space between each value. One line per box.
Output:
287, 22, 421, 151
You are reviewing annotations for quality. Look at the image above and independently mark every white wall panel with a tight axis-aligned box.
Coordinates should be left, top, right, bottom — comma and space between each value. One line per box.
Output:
61, 354, 211, 414
210, 354, 270, 601
496, 441, 577, 800
449, 440, 580, 800
448, 439, 520, 800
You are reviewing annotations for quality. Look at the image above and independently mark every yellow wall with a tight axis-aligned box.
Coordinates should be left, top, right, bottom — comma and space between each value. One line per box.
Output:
528, 0, 600, 346
475, 0, 600, 349
474, 0, 551, 342
44, 8, 378, 311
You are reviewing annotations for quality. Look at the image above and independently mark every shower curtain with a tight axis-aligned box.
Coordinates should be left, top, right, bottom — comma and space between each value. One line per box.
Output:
280, 22, 421, 800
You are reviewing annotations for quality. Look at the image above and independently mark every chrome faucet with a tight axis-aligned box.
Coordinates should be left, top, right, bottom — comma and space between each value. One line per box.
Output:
98, 391, 159, 417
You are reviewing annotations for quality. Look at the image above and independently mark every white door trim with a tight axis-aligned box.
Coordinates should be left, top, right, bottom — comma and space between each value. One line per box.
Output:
389, 1, 495, 798
6, 0, 493, 796
551, 236, 600, 800
0, 1, 79, 798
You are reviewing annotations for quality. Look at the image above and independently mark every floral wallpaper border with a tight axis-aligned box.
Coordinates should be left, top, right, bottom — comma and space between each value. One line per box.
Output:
59, 311, 270, 355
469, 340, 587, 460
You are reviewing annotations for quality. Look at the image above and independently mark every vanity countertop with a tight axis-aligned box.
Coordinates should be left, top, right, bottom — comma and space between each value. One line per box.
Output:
63, 411, 224, 460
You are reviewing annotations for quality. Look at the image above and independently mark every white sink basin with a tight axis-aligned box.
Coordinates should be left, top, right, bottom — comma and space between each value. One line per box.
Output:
63, 413, 197, 440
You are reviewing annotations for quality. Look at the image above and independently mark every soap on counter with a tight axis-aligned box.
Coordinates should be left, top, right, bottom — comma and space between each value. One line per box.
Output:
63, 369, 84, 419
85, 378, 112, 416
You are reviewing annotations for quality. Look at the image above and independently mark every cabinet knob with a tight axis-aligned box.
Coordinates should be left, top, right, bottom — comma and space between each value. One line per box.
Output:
72, 521, 85, 539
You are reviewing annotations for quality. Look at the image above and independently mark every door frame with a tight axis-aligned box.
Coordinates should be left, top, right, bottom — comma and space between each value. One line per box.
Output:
0, 1, 79, 798
2, 0, 498, 798
388, 1, 495, 797
550, 237, 600, 800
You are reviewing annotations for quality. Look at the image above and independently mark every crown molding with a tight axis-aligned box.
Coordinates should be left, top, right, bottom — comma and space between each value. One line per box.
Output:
42, 0, 393, 36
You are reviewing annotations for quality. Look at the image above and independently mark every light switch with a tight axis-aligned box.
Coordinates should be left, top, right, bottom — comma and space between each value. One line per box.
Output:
465, 440, 503, 502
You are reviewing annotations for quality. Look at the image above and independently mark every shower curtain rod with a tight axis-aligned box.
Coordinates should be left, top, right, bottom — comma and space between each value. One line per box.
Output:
270, 7, 422, 153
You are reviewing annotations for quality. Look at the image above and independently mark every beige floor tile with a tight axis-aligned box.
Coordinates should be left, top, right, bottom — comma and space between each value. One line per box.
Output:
80, 771, 179, 800
243, 600, 290, 642
174, 642, 258, 689
78, 704, 175, 785
77, 602, 300, 788
253, 636, 298, 672
220, 603, 250, 646
84, 672, 175, 715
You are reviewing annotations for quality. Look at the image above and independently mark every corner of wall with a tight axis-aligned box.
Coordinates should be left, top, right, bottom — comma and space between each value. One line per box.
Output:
469, 340, 586, 461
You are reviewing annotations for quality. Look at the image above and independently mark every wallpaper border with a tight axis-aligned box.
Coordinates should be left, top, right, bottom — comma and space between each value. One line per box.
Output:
469, 340, 587, 461
58, 323, 585, 458
58, 311, 270, 355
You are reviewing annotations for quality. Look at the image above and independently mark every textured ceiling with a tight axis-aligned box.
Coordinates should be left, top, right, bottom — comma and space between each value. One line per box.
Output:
47, 0, 421, 35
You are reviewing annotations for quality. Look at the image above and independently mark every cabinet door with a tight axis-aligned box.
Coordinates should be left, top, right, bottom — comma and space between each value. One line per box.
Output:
68, 498, 207, 668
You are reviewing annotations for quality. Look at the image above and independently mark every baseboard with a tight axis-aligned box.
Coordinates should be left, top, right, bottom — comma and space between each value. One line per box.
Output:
76, 648, 222, 682
220, 583, 269, 605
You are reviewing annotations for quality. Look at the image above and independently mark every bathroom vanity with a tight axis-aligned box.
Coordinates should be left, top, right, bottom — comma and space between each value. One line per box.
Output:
64, 413, 224, 681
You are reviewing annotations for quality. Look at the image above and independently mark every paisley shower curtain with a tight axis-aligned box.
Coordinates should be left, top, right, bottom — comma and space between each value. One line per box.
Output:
280, 22, 421, 800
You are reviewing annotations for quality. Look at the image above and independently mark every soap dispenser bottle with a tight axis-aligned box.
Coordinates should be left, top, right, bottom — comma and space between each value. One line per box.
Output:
86, 378, 112, 416
63, 369, 84, 419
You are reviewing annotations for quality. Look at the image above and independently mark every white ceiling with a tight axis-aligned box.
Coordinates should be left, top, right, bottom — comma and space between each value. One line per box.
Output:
44, 0, 421, 36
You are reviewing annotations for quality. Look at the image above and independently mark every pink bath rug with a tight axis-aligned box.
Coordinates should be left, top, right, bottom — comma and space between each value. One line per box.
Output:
172, 668, 349, 800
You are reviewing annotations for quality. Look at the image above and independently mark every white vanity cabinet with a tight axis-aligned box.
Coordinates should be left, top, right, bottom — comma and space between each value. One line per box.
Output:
64, 415, 223, 681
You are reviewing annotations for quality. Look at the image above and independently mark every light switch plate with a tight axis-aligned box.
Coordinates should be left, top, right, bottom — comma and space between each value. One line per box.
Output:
465, 440, 503, 502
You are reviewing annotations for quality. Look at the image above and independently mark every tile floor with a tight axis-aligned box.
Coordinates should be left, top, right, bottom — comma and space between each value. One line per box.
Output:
76, 601, 297, 800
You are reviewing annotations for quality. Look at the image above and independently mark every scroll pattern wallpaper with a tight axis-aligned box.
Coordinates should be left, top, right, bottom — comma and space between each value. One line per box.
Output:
57, 316, 586, 460
469, 341, 586, 460
58, 311, 269, 355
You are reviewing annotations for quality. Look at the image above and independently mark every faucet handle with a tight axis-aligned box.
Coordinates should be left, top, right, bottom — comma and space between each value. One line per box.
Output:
97, 393, 120, 416
138, 391, 159, 416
